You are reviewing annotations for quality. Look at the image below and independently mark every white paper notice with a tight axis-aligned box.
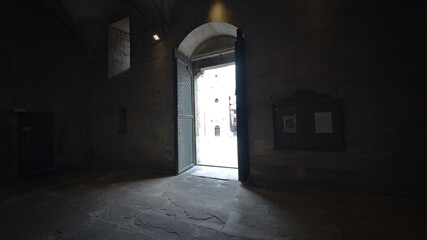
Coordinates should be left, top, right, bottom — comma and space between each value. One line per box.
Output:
283, 114, 297, 133
314, 112, 333, 133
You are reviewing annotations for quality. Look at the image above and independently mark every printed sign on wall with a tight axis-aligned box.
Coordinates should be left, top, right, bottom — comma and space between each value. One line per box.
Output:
314, 112, 333, 133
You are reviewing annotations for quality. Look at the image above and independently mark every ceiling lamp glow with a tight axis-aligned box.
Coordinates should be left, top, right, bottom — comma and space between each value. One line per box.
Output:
153, 34, 160, 41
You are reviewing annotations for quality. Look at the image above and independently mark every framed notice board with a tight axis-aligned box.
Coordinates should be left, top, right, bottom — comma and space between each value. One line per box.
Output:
273, 97, 345, 151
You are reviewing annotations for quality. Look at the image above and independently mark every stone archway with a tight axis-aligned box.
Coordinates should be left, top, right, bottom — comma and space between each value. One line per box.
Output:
174, 22, 250, 182
178, 22, 237, 58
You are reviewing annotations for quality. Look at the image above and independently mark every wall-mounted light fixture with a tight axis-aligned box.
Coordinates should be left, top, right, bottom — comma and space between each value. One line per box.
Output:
148, 26, 164, 43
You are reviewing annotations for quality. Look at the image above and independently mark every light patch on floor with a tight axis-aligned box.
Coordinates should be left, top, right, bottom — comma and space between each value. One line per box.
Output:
197, 136, 238, 168
190, 165, 238, 181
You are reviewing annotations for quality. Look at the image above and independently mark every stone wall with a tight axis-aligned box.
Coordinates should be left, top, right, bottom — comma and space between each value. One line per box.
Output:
87, 0, 426, 195
88, 18, 175, 172
0, 0, 104, 178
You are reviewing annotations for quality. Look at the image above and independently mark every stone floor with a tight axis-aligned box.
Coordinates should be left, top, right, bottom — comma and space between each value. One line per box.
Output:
0, 166, 426, 240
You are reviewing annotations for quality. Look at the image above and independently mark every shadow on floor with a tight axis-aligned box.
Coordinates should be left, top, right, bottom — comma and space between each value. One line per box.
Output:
22, 166, 84, 179
0, 165, 425, 240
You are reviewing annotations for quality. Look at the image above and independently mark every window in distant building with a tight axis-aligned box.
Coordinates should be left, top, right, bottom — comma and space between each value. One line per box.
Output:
108, 17, 130, 79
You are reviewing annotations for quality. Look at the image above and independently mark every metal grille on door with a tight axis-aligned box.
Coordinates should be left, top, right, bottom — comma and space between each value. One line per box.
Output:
176, 50, 195, 174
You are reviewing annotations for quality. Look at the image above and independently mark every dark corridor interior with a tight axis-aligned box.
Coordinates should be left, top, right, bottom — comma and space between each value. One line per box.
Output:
0, 0, 426, 239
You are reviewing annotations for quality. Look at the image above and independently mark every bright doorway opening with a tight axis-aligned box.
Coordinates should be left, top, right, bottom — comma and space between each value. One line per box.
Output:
195, 64, 238, 168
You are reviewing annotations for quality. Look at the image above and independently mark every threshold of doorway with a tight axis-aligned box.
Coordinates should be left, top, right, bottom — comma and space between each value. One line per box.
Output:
196, 164, 237, 169
189, 165, 238, 181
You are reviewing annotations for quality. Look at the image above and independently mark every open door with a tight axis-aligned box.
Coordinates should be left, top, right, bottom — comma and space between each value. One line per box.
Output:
174, 49, 195, 174
236, 29, 250, 182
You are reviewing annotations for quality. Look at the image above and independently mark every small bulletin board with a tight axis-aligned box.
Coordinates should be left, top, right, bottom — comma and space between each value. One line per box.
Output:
273, 93, 345, 151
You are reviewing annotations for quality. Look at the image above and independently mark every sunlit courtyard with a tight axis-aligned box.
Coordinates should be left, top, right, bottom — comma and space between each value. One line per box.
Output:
197, 136, 237, 168
195, 64, 238, 168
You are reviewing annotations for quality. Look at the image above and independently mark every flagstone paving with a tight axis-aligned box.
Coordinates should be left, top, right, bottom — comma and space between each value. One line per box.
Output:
0, 166, 425, 240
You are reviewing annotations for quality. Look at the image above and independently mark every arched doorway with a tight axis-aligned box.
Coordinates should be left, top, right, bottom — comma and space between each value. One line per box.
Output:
174, 22, 250, 182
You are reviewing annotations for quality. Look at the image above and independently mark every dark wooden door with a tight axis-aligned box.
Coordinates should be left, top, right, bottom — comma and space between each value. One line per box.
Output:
235, 29, 250, 182
174, 49, 195, 174
18, 112, 54, 172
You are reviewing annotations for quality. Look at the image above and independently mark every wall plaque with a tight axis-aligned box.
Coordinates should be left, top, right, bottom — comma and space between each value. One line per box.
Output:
273, 92, 345, 151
